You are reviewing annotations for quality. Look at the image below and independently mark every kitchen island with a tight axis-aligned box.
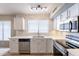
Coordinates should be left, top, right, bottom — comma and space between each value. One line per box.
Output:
9, 30, 68, 55
9, 36, 53, 55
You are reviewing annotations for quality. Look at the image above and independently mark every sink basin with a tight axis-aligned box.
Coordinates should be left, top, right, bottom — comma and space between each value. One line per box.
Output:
33, 35, 44, 38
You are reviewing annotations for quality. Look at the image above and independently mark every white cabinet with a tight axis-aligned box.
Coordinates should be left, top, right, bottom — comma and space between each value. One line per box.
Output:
68, 4, 79, 18
61, 11, 67, 21
9, 37, 53, 54
14, 15, 25, 30
69, 4, 75, 18
68, 6, 71, 18
53, 17, 57, 30
74, 4, 79, 16
46, 39, 53, 53
56, 16, 60, 30
30, 39, 47, 53
54, 4, 79, 31
9, 38, 19, 54
30, 38, 53, 54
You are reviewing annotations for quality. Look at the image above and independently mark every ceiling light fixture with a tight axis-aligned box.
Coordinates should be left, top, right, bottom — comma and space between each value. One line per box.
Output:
31, 5, 47, 11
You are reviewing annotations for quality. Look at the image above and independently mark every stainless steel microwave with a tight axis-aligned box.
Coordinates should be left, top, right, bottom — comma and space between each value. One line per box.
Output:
69, 16, 79, 32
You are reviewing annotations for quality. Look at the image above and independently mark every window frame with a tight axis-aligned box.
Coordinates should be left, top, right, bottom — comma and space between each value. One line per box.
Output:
27, 19, 49, 34
0, 20, 11, 41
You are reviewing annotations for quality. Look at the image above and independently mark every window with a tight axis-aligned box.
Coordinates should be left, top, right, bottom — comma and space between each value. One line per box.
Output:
28, 20, 49, 33
0, 21, 11, 40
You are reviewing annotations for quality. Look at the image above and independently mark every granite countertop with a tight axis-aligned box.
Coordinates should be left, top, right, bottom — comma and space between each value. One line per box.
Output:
9, 36, 33, 39
67, 49, 79, 56
9, 36, 52, 39
9, 30, 68, 40
50, 30, 68, 40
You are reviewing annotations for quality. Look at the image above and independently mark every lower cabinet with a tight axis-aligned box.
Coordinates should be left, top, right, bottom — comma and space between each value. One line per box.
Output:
10, 38, 53, 54
46, 39, 53, 53
30, 38, 53, 54
30, 39, 46, 53
9, 38, 19, 54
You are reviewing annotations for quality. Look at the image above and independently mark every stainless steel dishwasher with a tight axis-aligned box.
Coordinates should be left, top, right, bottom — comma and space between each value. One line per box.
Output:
19, 39, 30, 54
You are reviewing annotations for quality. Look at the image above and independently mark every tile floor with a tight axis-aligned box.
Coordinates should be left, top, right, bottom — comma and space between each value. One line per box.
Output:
0, 48, 9, 56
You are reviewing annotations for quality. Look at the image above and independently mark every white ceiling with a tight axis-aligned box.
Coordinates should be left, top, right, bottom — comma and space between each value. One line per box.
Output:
0, 3, 63, 15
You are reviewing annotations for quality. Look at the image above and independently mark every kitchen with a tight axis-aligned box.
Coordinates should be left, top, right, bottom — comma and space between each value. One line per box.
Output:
0, 3, 79, 56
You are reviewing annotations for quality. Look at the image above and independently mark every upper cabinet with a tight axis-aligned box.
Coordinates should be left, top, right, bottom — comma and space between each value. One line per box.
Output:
60, 4, 79, 21
13, 15, 25, 30
56, 16, 60, 30
68, 4, 79, 18
53, 17, 57, 30
60, 10, 67, 21
73, 4, 79, 17
54, 3, 79, 31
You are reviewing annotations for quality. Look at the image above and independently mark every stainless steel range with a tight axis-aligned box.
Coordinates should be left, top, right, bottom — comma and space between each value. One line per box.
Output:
66, 34, 79, 48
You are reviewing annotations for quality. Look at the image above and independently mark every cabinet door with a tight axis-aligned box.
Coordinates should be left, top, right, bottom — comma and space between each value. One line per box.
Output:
74, 4, 79, 17
30, 39, 46, 53
60, 11, 67, 21
70, 4, 78, 18
10, 38, 19, 53
60, 13, 63, 21
71, 5, 76, 17
37, 39, 46, 53
67, 7, 71, 18
46, 39, 53, 53
14, 16, 25, 30
56, 16, 60, 30
62, 11, 67, 20
53, 18, 57, 30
